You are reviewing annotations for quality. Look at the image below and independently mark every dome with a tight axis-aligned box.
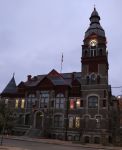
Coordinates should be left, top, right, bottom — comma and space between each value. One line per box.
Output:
84, 7, 105, 39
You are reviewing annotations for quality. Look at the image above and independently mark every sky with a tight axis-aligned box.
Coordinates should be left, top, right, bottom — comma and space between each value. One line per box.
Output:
0, 0, 122, 96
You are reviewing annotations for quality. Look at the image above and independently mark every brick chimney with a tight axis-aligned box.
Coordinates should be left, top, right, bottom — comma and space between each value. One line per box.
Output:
27, 75, 32, 81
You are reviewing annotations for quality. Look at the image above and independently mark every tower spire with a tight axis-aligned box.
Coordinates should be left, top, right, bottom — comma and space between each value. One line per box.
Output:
84, 7, 105, 39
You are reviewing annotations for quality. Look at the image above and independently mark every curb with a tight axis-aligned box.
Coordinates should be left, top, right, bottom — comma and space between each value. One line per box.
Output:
2, 136, 122, 150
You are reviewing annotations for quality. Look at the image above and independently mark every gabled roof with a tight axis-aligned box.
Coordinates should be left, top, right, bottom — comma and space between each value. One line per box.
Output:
1, 75, 17, 95
17, 69, 81, 88
47, 69, 70, 86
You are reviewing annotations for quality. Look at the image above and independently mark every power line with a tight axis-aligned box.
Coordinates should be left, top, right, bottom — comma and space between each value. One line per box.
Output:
111, 86, 122, 88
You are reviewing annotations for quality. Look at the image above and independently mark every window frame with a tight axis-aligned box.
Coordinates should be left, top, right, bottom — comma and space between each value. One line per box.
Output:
88, 96, 98, 108
54, 115, 63, 128
40, 91, 49, 108
55, 93, 65, 109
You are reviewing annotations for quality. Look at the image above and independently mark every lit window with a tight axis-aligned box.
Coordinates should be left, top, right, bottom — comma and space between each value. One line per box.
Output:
88, 96, 98, 108
69, 117, 74, 128
15, 99, 19, 108
21, 99, 25, 109
75, 117, 80, 128
76, 99, 80, 108
70, 99, 75, 109
5, 99, 8, 104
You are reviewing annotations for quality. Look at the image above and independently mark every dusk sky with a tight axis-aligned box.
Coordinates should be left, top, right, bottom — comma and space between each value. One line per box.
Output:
0, 0, 122, 96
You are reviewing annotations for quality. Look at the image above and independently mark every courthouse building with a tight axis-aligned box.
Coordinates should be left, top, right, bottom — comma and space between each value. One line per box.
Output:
0, 8, 120, 145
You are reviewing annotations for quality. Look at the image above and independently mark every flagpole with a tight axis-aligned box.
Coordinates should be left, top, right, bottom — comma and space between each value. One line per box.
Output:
60, 53, 63, 73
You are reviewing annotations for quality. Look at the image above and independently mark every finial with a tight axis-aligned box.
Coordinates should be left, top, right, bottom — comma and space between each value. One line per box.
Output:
13, 72, 15, 77
94, 4, 96, 10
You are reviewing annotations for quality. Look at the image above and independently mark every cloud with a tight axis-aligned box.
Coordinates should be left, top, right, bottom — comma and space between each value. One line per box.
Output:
0, 0, 122, 96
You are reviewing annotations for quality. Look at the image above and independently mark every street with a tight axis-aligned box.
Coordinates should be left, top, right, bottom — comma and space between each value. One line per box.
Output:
2, 139, 97, 150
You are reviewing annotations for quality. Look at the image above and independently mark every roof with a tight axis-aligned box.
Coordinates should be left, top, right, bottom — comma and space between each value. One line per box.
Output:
85, 7, 105, 39
90, 7, 99, 18
19, 70, 81, 87
1, 75, 17, 95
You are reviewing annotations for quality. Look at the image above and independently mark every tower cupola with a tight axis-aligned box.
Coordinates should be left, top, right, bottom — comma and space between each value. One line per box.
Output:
85, 7, 105, 39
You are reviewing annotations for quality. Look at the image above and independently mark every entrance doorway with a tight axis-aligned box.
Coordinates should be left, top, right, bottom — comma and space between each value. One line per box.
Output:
35, 111, 44, 129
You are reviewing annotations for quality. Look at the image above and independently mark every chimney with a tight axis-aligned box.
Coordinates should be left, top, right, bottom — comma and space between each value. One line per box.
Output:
27, 75, 32, 81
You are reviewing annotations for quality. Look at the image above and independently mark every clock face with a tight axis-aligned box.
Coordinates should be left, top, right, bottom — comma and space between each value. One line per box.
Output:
90, 40, 97, 47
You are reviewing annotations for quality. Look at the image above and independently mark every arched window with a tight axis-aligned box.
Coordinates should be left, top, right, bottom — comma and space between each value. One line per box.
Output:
88, 96, 98, 108
55, 93, 65, 109
40, 91, 49, 108
90, 45, 97, 57
90, 73, 96, 81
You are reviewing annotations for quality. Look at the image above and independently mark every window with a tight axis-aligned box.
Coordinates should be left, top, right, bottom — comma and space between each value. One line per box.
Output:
97, 75, 100, 84
54, 115, 63, 128
27, 93, 36, 108
5, 99, 8, 104
88, 96, 98, 108
103, 100, 106, 107
70, 98, 82, 109
86, 76, 89, 84
15, 99, 19, 108
90, 48, 96, 57
80, 100, 83, 107
55, 93, 64, 109
75, 117, 80, 128
84, 50, 87, 57
70, 99, 75, 109
76, 99, 80, 108
40, 91, 49, 108
69, 117, 74, 128
90, 73, 96, 81
51, 99, 54, 107
21, 99, 25, 109
104, 90, 106, 98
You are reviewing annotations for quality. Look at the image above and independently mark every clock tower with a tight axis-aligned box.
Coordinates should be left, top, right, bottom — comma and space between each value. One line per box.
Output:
81, 8, 111, 144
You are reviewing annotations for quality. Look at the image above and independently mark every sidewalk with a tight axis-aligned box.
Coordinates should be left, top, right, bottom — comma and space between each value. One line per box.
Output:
1, 135, 122, 150
0, 146, 27, 150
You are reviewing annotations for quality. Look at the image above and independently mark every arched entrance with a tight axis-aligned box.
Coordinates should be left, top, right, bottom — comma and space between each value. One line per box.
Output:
34, 111, 44, 129
94, 137, 100, 144
84, 136, 90, 143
